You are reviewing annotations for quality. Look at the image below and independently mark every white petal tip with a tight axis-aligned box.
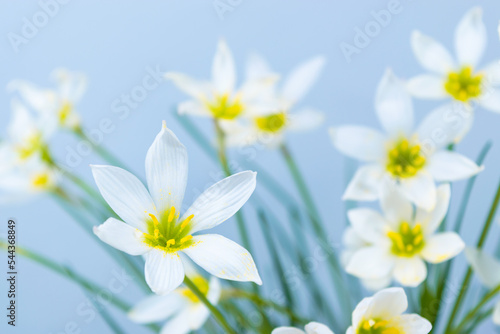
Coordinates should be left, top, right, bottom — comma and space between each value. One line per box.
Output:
162, 120, 167, 129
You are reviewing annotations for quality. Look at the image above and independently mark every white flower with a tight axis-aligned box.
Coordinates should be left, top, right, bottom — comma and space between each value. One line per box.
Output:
129, 262, 221, 334
344, 182, 465, 288
223, 55, 326, 148
330, 69, 482, 210
165, 40, 277, 124
9, 68, 87, 130
0, 152, 58, 203
92, 121, 261, 295
347, 288, 432, 334
408, 7, 500, 139
272, 322, 333, 334
465, 247, 500, 325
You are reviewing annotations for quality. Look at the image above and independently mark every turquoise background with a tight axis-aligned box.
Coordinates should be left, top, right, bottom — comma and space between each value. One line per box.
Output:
1, 0, 500, 332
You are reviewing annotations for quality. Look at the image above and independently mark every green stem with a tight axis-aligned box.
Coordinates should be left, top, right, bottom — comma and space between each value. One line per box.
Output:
432, 142, 491, 327
184, 276, 236, 334
73, 127, 129, 169
452, 285, 500, 333
279, 143, 352, 322
0, 240, 162, 332
223, 289, 309, 324
444, 176, 500, 332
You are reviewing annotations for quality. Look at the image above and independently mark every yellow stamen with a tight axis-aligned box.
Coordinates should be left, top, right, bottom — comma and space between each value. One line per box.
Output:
168, 207, 176, 223
149, 213, 160, 226
180, 214, 194, 230
166, 239, 176, 247
180, 235, 193, 244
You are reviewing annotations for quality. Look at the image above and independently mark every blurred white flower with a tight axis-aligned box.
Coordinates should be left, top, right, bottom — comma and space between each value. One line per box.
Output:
0, 152, 58, 203
408, 7, 500, 139
9, 68, 87, 130
330, 69, 482, 210
223, 55, 326, 148
92, 121, 261, 295
272, 322, 333, 334
465, 247, 500, 325
129, 262, 221, 334
344, 182, 464, 288
165, 40, 277, 127
347, 288, 432, 334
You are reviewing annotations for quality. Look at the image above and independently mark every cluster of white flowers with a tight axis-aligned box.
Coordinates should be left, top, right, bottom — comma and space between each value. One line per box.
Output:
4, 5, 500, 334
0, 69, 86, 202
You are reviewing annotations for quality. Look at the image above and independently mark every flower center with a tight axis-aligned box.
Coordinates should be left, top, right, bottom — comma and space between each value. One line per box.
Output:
179, 276, 209, 303
143, 207, 195, 252
444, 66, 483, 102
255, 112, 287, 133
206, 94, 244, 120
386, 139, 426, 178
358, 319, 400, 334
388, 222, 425, 257
31, 172, 51, 189
17, 132, 43, 161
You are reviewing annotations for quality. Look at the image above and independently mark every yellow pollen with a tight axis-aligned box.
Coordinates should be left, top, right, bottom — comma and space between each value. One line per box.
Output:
255, 112, 287, 133
149, 213, 160, 226
386, 138, 426, 178
166, 239, 176, 247
388, 222, 425, 257
444, 66, 483, 102
206, 94, 244, 120
180, 214, 194, 230
31, 173, 50, 189
180, 235, 193, 244
168, 207, 176, 223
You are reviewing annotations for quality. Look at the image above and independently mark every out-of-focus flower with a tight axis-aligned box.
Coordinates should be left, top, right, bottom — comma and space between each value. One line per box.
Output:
408, 7, 500, 140
129, 263, 221, 334
347, 288, 432, 334
330, 69, 482, 210
343, 182, 464, 288
0, 100, 54, 166
223, 55, 326, 148
9, 68, 87, 130
0, 152, 58, 203
465, 247, 500, 325
272, 322, 333, 334
165, 40, 278, 127
92, 121, 261, 295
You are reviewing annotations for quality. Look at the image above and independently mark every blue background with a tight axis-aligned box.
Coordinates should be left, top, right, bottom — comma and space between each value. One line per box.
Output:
1, 0, 500, 333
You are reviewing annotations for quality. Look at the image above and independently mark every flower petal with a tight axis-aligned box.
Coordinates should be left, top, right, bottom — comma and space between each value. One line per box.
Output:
178, 100, 211, 117
146, 122, 188, 213
329, 126, 386, 162
287, 109, 325, 132
426, 151, 482, 182
281, 56, 326, 104
380, 179, 413, 227
93, 218, 151, 256
304, 322, 334, 334
416, 103, 474, 149
375, 69, 414, 135
181, 171, 256, 234
415, 184, 450, 235
128, 293, 187, 323
464, 247, 500, 288
52, 68, 87, 102
212, 40, 236, 93
393, 257, 427, 287
421, 232, 465, 263
164, 72, 212, 99
411, 30, 455, 74
91, 165, 156, 231
398, 171, 437, 211
455, 7, 486, 67
365, 287, 408, 319
494, 301, 500, 325
159, 308, 192, 334
361, 275, 392, 291
478, 87, 500, 113
343, 164, 385, 201
145, 249, 185, 295
397, 314, 432, 334
407, 75, 447, 99
347, 208, 387, 244
182, 234, 261, 284
346, 247, 394, 280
